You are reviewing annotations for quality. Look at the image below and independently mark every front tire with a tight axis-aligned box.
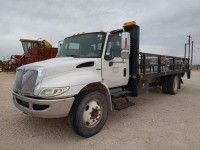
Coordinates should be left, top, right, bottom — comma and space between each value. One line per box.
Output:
69, 90, 109, 137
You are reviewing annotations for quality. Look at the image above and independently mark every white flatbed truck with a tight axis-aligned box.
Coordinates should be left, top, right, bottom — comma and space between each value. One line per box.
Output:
13, 21, 192, 137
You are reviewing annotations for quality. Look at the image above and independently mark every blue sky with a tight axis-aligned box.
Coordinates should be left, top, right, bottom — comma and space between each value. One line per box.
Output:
0, 0, 200, 64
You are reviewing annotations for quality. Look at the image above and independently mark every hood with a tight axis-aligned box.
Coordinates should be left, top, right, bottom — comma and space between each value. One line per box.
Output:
21, 57, 99, 76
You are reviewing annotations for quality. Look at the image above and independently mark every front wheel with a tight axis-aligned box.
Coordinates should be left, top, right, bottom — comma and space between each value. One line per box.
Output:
69, 90, 109, 137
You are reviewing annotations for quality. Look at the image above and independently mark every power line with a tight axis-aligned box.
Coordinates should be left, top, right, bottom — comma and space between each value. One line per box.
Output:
193, 45, 200, 55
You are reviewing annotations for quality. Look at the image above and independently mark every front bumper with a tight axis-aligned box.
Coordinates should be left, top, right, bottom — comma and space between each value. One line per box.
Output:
13, 92, 74, 118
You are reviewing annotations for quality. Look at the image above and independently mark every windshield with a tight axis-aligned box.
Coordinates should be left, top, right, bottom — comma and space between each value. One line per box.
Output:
57, 33, 106, 58
21, 42, 38, 54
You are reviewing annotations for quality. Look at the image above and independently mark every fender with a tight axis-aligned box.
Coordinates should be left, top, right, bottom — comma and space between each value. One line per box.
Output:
78, 81, 112, 111
36, 69, 102, 97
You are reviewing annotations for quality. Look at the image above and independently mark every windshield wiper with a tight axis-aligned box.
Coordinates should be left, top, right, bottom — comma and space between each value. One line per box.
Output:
66, 54, 80, 58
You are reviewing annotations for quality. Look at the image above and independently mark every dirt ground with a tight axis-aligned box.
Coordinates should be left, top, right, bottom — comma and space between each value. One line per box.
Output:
0, 71, 200, 150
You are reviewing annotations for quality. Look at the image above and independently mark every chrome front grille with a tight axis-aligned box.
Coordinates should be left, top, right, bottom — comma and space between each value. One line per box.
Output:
15, 70, 23, 90
15, 69, 38, 94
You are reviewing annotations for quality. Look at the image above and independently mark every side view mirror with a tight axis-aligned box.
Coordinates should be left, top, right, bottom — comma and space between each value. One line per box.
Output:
105, 47, 114, 60
58, 40, 63, 50
121, 32, 130, 59
121, 50, 130, 59
105, 52, 114, 60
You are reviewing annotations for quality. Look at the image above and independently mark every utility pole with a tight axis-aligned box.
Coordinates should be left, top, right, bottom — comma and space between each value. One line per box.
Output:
187, 35, 192, 60
184, 43, 186, 58
186, 35, 194, 69
191, 41, 194, 66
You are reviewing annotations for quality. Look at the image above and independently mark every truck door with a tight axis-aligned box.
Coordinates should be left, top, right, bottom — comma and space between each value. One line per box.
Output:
102, 34, 129, 88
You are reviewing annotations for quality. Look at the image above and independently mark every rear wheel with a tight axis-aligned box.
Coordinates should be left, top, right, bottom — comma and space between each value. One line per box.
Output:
69, 90, 109, 137
168, 75, 179, 95
187, 71, 191, 79
162, 76, 169, 94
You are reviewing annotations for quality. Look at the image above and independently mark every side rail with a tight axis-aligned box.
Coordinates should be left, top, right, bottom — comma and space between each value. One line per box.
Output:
139, 52, 190, 77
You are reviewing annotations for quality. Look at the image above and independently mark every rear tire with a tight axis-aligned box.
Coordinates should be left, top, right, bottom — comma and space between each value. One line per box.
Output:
69, 90, 109, 137
162, 76, 169, 94
168, 75, 179, 95
187, 71, 191, 79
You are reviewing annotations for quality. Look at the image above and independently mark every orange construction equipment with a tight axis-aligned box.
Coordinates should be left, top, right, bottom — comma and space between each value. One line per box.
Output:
1, 39, 58, 71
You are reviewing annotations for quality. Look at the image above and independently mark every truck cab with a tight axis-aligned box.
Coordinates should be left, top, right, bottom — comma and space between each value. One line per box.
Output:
12, 21, 191, 137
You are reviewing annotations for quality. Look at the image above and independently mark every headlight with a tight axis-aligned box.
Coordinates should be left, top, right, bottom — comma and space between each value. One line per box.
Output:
39, 87, 70, 97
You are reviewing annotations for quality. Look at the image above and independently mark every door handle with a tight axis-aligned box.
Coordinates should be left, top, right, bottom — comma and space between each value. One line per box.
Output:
109, 61, 114, 66
124, 68, 126, 76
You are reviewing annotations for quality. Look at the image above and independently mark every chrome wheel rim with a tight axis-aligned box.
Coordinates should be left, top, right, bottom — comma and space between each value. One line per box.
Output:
173, 76, 179, 91
83, 99, 102, 128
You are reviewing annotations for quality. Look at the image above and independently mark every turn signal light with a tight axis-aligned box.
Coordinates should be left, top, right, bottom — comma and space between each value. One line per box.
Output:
123, 21, 136, 27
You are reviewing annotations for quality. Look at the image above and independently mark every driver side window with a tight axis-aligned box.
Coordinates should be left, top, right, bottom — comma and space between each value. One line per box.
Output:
105, 35, 121, 60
